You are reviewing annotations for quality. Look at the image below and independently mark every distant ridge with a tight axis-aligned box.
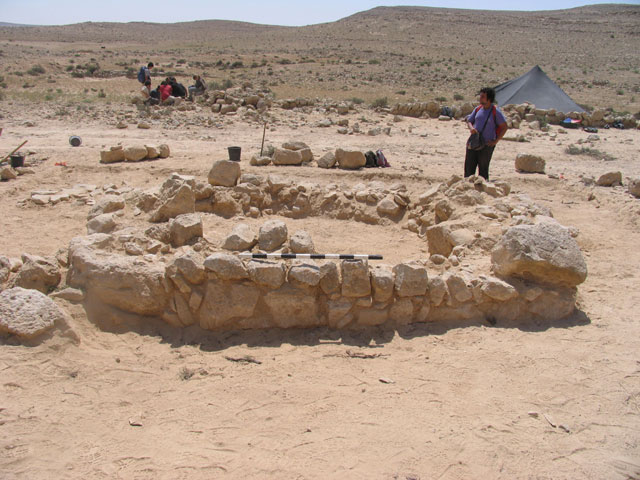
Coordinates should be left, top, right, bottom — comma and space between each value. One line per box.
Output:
0, 3, 638, 33
0, 22, 33, 27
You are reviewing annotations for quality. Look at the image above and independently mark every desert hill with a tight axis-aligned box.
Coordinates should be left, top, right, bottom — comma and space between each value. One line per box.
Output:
0, 4, 638, 111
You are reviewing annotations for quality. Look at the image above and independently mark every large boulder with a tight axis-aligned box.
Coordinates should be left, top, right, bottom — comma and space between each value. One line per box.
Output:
393, 263, 428, 297
596, 171, 622, 187
319, 262, 341, 294
628, 178, 640, 198
145, 145, 160, 160
341, 260, 371, 297
124, 145, 149, 162
289, 230, 315, 254
282, 141, 309, 151
169, 249, 206, 284
67, 237, 169, 316
0, 287, 70, 340
0, 256, 10, 287
480, 276, 519, 301
491, 218, 587, 287
88, 196, 125, 220
299, 148, 314, 163
204, 253, 249, 281
426, 224, 453, 257
158, 144, 171, 158
222, 223, 257, 251
258, 220, 288, 251
1, 165, 18, 180
272, 148, 303, 166
247, 260, 286, 289
515, 154, 546, 174
198, 281, 260, 329
169, 213, 203, 247
317, 151, 337, 169
11, 254, 61, 293
426, 223, 475, 257
150, 173, 196, 222
371, 265, 394, 302
288, 262, 321, 288
336, 149, 366, 170
377, 197, 401, 217
100, 146, 125, 164
264, 285, 319, 328
208, 160, 241, 187
87, 213, 117, 235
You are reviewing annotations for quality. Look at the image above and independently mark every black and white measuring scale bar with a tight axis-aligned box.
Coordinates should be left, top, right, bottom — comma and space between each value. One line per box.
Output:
238, 253, 383, 260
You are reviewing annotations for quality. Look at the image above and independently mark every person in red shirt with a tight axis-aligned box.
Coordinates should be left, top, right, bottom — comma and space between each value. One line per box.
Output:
158, 81, 181, 105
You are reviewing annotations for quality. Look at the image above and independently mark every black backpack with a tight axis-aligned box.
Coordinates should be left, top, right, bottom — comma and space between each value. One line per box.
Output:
364, 151, 378, 168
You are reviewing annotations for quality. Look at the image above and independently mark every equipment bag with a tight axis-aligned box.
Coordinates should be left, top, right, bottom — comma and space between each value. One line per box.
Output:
364, 151, 378, 168
375, 149, 390, 168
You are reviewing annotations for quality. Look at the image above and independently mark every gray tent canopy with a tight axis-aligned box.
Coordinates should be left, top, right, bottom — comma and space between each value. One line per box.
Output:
494, 66, 585, 113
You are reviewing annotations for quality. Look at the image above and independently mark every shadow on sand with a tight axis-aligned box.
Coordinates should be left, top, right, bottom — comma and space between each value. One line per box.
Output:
90, 308, 591, 354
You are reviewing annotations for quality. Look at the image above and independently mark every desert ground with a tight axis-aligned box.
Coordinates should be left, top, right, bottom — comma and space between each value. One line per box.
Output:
1, 5, 640, 480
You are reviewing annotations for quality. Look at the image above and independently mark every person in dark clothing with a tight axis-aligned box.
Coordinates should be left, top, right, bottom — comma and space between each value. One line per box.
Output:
464, 87, 508, 181
167, 77, 187, 98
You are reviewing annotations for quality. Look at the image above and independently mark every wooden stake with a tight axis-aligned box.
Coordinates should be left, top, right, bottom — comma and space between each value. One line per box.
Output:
260, 122, 267, 157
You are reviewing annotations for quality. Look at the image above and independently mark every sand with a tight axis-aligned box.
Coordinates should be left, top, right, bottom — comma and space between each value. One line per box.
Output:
1, 100, 640, 479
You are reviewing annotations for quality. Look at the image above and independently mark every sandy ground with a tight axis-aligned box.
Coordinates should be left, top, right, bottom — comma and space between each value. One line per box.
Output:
1, 102, 640, 479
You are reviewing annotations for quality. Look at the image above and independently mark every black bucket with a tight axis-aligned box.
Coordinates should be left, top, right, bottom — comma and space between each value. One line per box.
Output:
69, 135, 82, 147
10, 154, 24, 168
228, 146, 241, 162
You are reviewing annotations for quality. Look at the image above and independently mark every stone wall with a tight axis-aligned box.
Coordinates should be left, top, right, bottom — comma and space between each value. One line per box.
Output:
1, 165, 588, 336
391, 101, 639, 129
58, 168, 588, 332
66, 235, 580, 331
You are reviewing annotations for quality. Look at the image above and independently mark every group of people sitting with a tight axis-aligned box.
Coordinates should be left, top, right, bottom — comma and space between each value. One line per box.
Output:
138, 63, 207, 106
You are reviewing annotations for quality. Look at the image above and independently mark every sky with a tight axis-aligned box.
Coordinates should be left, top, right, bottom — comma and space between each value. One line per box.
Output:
1, 0, 638, 26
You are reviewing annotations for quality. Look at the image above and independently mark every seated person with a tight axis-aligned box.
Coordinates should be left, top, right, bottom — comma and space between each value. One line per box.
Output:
188, 75, 207, 100
159, 81, 181, 106
141, 80, 159, 105
168, 77, 187, 98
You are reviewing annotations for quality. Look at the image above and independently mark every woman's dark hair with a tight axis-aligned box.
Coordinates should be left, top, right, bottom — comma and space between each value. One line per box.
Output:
148, 62, 154, 68
478, 87, 496, 103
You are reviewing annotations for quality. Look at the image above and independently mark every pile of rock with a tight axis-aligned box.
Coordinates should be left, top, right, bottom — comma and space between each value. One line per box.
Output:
249, 141, 314, 167
279, 98, 316, 110
4, 161, 584, 336
392, 100, 638, 130
100, 144, 170, 164
209, 88, 273, 115
501, 103, 638, 129
194, 170, 413, 222
222, 221, 315, 254
249, 144, 373, 171
391, 101, 475, 120
0, 253, 62, 294
1, 162, 35, 182
29, 183, 98, 206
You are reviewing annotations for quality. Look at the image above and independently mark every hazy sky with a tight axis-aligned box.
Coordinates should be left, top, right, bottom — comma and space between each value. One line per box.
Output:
1, 0, 638, 26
